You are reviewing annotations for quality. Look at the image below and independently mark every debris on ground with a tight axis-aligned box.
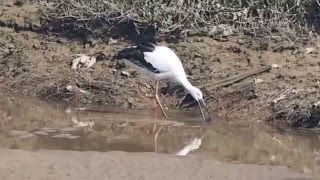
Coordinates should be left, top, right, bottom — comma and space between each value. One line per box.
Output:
52, 133, 80, 139
121, 71, 131, 77
71, 117, 94, 128
71, 54, 97, 69
305, 47, 315, 55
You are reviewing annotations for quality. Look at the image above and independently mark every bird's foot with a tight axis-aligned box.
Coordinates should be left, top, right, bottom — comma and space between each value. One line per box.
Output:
156, 96, 170, 120
160, 109, 170, 120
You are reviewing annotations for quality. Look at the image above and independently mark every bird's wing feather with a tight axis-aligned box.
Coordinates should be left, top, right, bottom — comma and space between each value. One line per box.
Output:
143, 46, 184, 74
116, 35, 185, 76
116, 47, 160, 73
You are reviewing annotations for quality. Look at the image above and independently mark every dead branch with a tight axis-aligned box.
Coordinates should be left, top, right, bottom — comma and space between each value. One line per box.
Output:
200, 66, 271, 90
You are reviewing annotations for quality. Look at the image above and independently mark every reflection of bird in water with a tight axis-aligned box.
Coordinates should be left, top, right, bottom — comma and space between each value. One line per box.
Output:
176, 122, 207, 156
116, 24, 212, 121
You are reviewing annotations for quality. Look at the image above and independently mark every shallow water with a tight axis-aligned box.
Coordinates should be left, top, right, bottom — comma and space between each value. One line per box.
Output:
0, 89, 320, 175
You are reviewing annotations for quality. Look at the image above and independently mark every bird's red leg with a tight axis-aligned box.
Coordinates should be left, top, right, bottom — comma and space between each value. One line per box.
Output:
152, 98, 157, 119
155, 81, 170, 120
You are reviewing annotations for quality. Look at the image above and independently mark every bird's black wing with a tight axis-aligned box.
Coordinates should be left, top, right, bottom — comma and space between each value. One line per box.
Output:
116, 21, 160, 73
116, 46, 160, 74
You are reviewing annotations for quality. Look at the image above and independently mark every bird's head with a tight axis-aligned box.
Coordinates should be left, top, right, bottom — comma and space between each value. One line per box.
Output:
188, 86, 212, 122
189, 86, 203, 101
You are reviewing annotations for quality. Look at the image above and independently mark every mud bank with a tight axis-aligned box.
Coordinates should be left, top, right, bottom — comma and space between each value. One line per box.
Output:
0, 0, 320, 127
0, 149, 313, 180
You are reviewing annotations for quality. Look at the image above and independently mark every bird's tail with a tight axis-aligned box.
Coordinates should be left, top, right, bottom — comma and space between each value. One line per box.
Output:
114, 46, 141, 60
128, 21, 158, 44
115, 22, 158, 59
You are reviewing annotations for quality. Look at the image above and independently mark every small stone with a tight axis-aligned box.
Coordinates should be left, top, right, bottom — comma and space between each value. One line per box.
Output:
109, 69, 117, 74
305, 47, 315, 55
65, 108, 72, 114
20, 133, 35, 139
128, 97, 135, 104
236, 39, 245, 45
193, 37, 203, 42
9, 130, 28, 136
52, 133, 80, 139
121, 71, 131, 77
78, 89, 87, 94
59, 127, 78, 132
194, 53, 201, 58
66, 85, 73, 91
254, 78, 264, 84
292, 49, 300, 55
84, 43, 90, 49
52, 134, 70, 138
144, 83, 151, 89
32, 43, 40, 49
5, 1, 14, 7
108, 37, 118, 45
33, 131, 49, 136
7, 44, 15, 53
41, 127, 57, 133
314, 101, 320, 107
56, 38, 67, 44
14, 0, 24, 6
270, 155, 276, 161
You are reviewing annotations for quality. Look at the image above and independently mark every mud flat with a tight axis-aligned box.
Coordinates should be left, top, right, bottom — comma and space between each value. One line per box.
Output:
1, 1, 320, 128
0, 149, 313, 180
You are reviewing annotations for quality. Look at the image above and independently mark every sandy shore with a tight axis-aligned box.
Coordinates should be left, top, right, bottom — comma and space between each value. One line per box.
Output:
0, 149, 313, 180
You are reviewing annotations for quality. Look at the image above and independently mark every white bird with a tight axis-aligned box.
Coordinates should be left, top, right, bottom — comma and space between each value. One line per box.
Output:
116, 36, 211, 121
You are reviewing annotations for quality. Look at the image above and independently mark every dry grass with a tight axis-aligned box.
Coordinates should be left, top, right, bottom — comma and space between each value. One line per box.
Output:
37, 0, 320, 42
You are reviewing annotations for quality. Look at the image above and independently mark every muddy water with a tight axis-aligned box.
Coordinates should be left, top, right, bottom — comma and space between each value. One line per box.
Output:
0, 89, 320, 175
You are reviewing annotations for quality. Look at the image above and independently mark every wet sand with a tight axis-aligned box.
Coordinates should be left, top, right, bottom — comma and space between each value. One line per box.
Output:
0, 149, 313, 180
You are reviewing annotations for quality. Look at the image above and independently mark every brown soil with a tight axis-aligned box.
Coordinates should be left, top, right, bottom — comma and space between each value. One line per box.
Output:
0, 0, 320, 128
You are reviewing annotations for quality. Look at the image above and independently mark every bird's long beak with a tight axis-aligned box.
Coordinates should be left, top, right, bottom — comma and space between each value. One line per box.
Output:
197, 99, 212, 122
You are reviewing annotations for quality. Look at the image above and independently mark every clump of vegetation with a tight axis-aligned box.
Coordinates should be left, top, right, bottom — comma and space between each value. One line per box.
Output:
38, 0, 320, 42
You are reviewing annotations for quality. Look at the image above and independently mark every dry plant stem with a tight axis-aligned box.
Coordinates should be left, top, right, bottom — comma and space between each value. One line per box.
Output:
201, 66, 272, 90
38, 0, 317, 43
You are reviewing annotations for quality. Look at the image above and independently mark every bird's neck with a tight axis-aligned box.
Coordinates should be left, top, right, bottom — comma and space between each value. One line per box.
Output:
179, 78, 193, 92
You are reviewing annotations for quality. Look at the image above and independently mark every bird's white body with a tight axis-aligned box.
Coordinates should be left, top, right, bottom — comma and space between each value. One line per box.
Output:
143, 46, 192, 90
117, 42, 211, 121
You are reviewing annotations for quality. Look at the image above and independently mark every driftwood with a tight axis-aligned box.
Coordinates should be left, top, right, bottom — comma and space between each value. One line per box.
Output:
200, 66, 272, 90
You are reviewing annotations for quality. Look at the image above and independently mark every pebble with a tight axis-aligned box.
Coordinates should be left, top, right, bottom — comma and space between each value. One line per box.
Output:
20, 133, 35, 139
9, 130, 28, 136
254, 78, 264, 84
41, 127, 57, 133
59, 127, 78, 132
52, 133, 80, 139
33, 131, 49, 136
121, 71, 131, 77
